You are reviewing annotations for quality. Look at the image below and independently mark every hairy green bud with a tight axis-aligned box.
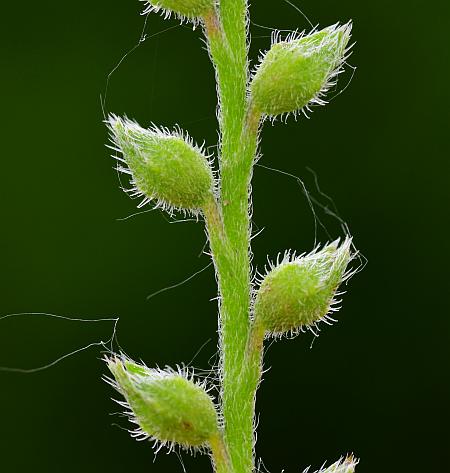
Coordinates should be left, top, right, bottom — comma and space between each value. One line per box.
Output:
108, 115, 215, 214
253, 237, 354, 337
250, 23, 352, 118
106, 357, 220, 449
142, 0, 215, 21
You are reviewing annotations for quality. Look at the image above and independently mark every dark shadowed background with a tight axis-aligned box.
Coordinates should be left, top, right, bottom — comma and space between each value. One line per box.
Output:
1, 1, 449, 472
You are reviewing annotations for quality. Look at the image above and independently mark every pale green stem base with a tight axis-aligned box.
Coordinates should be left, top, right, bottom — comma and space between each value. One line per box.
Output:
210, 432, 232, 473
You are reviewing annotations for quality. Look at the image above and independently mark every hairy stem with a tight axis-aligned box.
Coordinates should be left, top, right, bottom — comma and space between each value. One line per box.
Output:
204, 4, 264, 472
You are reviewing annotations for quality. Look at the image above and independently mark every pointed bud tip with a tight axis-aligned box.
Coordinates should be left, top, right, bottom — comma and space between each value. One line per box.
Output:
320, 454, 359, 472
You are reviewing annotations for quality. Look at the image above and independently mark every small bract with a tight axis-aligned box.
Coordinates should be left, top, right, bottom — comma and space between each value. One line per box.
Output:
253, 237, 354, 336
106, 357, 219, 449
250, 23, 352, 118
108, 115, 215, 214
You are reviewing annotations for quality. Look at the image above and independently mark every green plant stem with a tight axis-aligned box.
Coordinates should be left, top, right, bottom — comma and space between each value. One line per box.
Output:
204, 5, 263, 472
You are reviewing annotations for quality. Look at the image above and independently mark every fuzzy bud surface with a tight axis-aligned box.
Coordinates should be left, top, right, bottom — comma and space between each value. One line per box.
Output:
106, 357, 219, 448
142, 0, 215, 20
108, 115, 214, 213
253, 237, 354, 336
250, 23, 352, 118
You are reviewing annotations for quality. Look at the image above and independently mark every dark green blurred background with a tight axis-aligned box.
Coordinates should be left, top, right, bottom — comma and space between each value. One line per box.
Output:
1, 1, 449, 471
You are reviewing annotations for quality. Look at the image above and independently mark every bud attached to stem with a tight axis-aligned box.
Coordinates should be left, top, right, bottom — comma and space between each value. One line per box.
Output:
250, 23, 352, 119
253, 237, 354, 337
108, 115, 215, 215
105, 356, 220, 450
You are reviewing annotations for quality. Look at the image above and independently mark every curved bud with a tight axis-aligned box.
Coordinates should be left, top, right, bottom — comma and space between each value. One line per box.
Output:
314, 455, 359, 473
105, 356, 220, 449
142, 0, 215, 23
249, 23, 352, 119
253, 237, 355, 337
108, 115, 215, 214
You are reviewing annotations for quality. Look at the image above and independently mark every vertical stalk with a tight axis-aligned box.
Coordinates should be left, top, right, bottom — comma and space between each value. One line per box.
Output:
204, 4, 263, 472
